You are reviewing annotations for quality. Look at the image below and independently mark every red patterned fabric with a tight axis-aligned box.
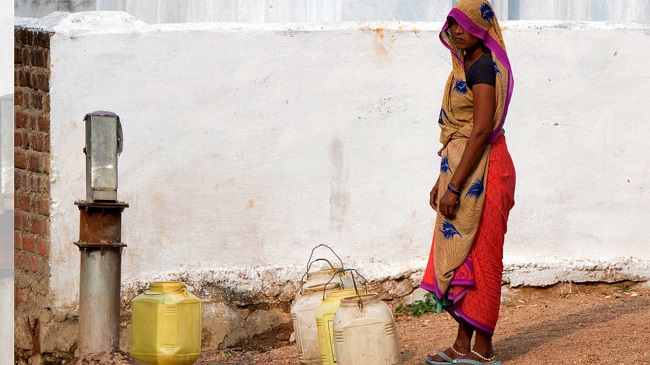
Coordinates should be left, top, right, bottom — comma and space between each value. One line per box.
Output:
421, 135, 515, 334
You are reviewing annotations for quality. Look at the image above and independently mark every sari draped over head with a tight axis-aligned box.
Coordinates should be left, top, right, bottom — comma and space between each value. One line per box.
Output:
420, 0, 514, 332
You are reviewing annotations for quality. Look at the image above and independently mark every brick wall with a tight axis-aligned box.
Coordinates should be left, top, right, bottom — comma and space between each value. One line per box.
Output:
14, 26, 54, 364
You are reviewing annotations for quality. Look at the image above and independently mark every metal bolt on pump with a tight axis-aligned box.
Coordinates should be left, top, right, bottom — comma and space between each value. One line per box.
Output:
74, 111, 128, 355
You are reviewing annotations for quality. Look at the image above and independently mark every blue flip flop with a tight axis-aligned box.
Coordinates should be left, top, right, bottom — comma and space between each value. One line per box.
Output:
452, 359, 502, 365
424, 350, 454, 365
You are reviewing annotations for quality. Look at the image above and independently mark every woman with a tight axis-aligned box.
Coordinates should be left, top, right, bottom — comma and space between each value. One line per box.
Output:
420, 1, 515, 365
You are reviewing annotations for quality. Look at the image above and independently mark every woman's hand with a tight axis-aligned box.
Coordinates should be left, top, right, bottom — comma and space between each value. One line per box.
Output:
429, 176, 440, 211
438, 189, 459, 219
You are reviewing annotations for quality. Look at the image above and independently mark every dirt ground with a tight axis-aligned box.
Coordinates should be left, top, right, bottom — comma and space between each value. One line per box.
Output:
196, 282, 650, 365
80, 282, 650, 365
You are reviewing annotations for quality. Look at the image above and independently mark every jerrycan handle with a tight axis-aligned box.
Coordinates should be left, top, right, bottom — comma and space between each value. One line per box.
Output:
305, 244, 344, 274
323, 268, 368, 304
301, 258, 336, 284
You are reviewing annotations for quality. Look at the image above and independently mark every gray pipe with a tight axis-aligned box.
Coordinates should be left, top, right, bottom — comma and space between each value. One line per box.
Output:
78, 247, 122, 354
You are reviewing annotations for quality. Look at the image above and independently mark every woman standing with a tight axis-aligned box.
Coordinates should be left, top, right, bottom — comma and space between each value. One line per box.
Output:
420, 1, 515, 365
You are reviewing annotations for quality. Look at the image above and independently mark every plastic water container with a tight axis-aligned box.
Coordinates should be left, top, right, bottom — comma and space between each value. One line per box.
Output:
297, 245, 355, 302
295, 259, 354, 303
332, 294, 402, 365
130, 282, 202, 365
315, 289, 359, 365
291, 282, 342, 365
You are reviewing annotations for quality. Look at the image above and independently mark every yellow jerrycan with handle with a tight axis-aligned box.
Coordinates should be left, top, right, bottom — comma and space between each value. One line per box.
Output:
130, 281, 202, 365
315, 269, 367, 365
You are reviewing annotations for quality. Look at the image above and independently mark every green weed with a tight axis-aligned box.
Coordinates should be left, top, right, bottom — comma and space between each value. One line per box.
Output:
621, 283, 630, 292
395, 292, 438, 316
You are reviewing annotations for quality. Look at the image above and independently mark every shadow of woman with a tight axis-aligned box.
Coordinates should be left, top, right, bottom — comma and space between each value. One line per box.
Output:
494, 296, 650, 362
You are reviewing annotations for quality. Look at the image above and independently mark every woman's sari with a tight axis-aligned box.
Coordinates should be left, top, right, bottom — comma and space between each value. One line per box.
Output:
420, 0, 515, 334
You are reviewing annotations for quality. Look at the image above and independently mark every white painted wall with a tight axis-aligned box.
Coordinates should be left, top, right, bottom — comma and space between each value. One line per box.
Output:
16, 0, 650, 23
513, 0, 650, 23
16, 13, 650, 309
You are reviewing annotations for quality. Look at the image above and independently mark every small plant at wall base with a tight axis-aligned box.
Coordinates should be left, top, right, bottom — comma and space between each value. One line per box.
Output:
395, 292, 438, 316
621, 283, 630, 292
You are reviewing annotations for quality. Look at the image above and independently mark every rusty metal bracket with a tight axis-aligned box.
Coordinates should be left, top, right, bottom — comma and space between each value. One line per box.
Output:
75, 200, 128, 247
73, 241, 127, 249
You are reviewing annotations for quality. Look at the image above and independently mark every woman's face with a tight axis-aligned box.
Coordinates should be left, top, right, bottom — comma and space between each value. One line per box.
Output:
448, 18, 480, 51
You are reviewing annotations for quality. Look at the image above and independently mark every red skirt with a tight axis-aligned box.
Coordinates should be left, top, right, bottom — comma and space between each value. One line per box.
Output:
421, 135, 516, 334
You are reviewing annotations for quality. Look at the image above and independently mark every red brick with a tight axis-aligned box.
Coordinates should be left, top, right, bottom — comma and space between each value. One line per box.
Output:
42, 93, 50, 113
13, 211, 23, 230
36, 196, 49, 216
14, 150, 27, 169
30, 91, 43, 109
28, 154, 40, 173
42, 134, 50, 152
16, 194, 30, 212
15, 28, 27, 45
14, 172, 23, 191
15, 87, 30, 109
14, 45, 22, 65
15, 111, 29, 129
14, 287, 19, 310
17, 70, 30, 87
15, 231, 21, 250
29, 133, 44, 152
31, 256, 38, 273
19, 213, 30, 232
22, 234, 35, 253
36, 32, 50, 48
41, 155, 50, 173
15, 131, 23, 149
32, 49, 48, 69
21, 255, 30, 272
37, 114, 50, 133
31, 72, 49, 92
29, 153, 49, 174
37, 238, 48, 256
41, 176, 50, 194
21, 47, 32, 67
14, 89, 24, 107
23, 255, 31, 273
29, 114, 38, 130
14, 252, 22, 272
29, 175, 38, 192
25, 30, 34, 47
31, 216, 46, 235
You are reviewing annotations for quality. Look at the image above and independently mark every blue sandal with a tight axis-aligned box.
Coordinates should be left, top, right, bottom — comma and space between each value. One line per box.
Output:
451, 350, 502, 365
452, 360, 502, 365
424, 350, 454, 365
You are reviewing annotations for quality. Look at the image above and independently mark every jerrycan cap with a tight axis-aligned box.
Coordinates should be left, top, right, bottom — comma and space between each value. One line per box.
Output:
145, 281, 187, 295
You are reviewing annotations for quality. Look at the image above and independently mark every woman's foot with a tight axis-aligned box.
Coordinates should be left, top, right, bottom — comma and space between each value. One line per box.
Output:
454, 349, 498, 364
425, 345, 467, 363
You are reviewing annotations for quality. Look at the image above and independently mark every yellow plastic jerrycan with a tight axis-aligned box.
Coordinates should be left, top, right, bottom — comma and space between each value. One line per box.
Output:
130, 282, 202, 365
315, 288, 358, 365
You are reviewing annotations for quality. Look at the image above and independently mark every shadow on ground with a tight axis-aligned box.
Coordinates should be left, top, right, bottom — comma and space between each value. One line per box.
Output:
495, 296, 650, 362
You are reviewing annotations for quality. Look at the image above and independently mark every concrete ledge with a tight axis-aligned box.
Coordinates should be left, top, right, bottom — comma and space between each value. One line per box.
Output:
503, 258, 650, 287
